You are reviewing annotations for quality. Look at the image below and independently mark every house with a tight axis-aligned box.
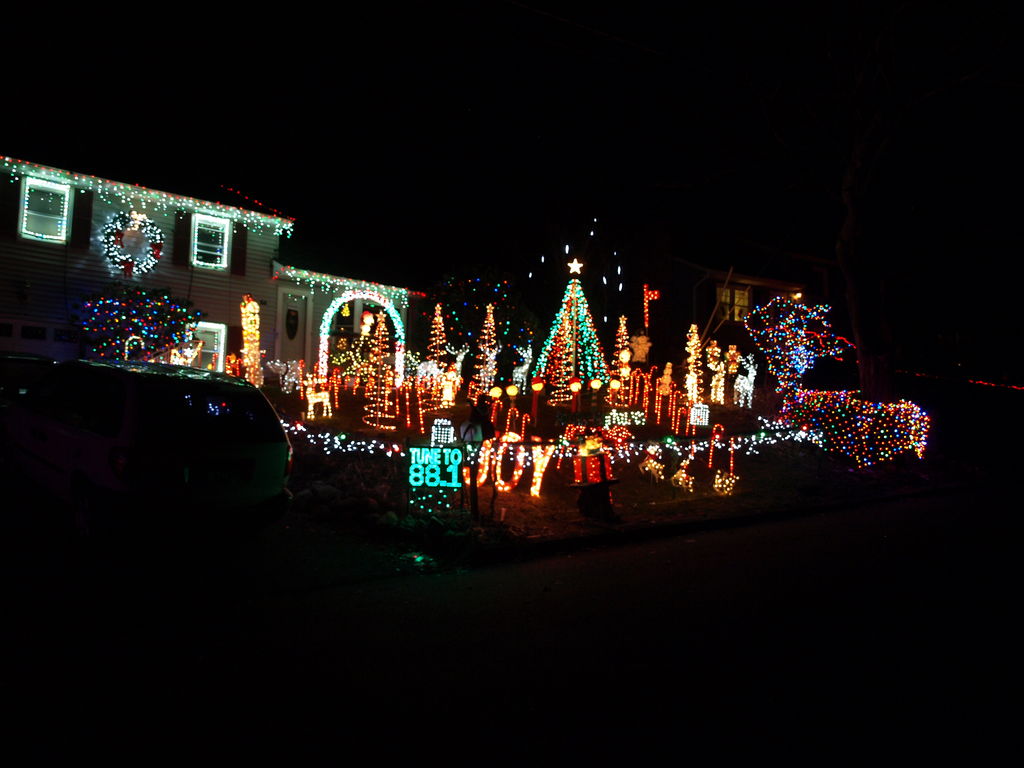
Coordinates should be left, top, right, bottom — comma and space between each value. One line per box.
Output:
0, 156, 411, 380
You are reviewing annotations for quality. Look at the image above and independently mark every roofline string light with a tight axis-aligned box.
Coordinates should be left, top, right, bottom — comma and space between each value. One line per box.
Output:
3, 156, 294, 236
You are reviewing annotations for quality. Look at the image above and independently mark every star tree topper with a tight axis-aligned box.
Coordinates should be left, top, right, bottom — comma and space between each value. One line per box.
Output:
567, 258, 583, 274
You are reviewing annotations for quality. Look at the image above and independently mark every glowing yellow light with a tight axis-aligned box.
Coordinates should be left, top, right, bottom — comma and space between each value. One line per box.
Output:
505, 384, 519, 397
569, 377, 582, 393
589, 378, 603, 390
531, 377, 545, 393
489, 385, 503, 399
240, 293, 262, 387
609, 378, 621, 391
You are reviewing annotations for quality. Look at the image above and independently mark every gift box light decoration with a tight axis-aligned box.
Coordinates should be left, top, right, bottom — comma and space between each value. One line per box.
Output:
430, 417, 455, 446
689, 403, 709, 427
573, 436, 613, 485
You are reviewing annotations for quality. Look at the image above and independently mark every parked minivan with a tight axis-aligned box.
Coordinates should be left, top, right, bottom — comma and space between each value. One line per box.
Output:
2, 359, 292, 536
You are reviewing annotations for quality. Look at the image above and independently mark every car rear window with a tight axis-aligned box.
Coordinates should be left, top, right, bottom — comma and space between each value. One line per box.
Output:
136, 378, 284, 444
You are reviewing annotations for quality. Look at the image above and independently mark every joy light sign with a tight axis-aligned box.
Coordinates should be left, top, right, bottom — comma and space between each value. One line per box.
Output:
408, 446, 463, 489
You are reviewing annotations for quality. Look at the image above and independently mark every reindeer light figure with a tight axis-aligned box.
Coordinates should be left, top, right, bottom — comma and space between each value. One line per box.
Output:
304, 374, 333, 421
511, 345, 533, 391
733, 354, 756, 409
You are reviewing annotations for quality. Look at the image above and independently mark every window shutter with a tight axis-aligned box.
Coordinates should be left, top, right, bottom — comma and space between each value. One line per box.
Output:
1, 176, 21, 235
230, 222, 247, 276
69, 190, 94, 249
173, 210, 192, 266
227, 324, 243, 357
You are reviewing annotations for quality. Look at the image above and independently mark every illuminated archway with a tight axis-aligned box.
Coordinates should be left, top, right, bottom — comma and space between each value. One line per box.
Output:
318, 291, 407, 385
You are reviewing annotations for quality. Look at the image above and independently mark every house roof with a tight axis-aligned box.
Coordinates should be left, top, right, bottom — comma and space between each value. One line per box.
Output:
272, 261, 410, 311
2, 156, 295, 237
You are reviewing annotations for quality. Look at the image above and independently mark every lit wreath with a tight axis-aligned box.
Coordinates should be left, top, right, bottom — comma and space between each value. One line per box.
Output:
102, 210, 165, 278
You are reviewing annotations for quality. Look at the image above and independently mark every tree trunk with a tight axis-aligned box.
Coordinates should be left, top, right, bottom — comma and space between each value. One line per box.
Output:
836, 181, 895, 403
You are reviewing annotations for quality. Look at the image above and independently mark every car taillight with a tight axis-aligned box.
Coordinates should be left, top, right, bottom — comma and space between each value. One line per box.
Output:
109, 447, 130, 479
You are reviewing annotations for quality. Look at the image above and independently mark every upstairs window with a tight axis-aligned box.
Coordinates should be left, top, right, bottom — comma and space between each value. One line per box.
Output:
717, 284, 751, 323
20, 178, 72, 242
191, 213, 231, 269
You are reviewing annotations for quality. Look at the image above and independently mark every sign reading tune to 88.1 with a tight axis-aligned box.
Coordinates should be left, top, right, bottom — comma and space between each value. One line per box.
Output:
408, 446, 463, 488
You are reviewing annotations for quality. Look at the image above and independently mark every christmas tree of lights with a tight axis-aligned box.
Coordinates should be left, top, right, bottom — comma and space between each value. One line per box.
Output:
612, 315, 630, 370
76, 284, 201, 360
363, 314, 398, 430
468, 303, 499, 403
427, 302, 448, 366
532, 270, 610, 403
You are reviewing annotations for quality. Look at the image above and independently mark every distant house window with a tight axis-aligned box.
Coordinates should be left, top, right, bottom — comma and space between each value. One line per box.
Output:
717, 284, 751, 323
20, 177, 72, 242
191, 213, 231, 269
54, 329, 80, 343
21, 325, 47, 340
194, 321, 227, 372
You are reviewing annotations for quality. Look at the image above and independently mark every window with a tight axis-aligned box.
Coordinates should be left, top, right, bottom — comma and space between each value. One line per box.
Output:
194, 322, 227, 372
191, 213, 231, 269
717, 284, 751, 322
20, 177, 72, 242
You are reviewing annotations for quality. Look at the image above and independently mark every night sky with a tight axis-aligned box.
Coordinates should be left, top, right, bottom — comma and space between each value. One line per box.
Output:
5, 2, 1022, 377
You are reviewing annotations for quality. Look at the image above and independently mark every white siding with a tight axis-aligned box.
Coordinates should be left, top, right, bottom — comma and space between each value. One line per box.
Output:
1, 183, 283, 361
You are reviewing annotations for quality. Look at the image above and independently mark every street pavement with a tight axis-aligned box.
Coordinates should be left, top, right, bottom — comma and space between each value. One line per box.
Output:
1, 476, 1017, 762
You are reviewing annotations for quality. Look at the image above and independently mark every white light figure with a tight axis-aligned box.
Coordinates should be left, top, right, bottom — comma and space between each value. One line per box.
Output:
657, 362, 675, 396
439, 363, 461, 408
430, 417, 455, 446
170, 338, 203, 367
266, 360, 303, 393
734, 354, 756, 409
629, 333, 652, 364
684, 324, 702, 404
706, 340, 725, 405
511, 345, 533, 391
